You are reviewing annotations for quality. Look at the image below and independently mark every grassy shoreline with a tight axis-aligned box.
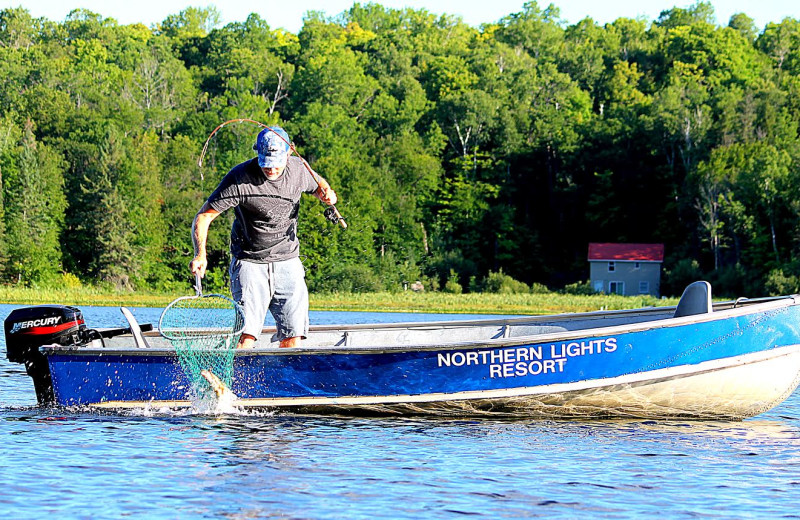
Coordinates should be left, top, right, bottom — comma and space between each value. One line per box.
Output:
0, 286, 679, 315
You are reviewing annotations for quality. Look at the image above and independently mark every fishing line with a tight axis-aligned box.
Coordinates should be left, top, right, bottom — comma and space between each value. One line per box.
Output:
199, 118, 347, 229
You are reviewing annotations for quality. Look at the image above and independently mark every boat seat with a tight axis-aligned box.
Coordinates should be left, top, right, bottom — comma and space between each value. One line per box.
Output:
673, 281, 712, 318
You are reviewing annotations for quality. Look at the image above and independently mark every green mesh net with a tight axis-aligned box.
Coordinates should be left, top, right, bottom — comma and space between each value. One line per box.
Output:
159, 292, 245, 397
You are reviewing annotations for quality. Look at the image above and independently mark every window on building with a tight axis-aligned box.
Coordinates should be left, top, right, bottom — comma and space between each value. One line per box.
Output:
609, 281, 624, 295
593, 281, 604, 293
608, 261, 615, 272
639, 281, 649, 294
634, 262, 641, 269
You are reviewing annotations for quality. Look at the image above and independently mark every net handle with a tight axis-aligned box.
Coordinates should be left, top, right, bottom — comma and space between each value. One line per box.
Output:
194, 273, 202, 297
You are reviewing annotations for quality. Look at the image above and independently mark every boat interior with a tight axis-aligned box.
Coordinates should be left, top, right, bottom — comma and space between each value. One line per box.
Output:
96, 281, 795, 352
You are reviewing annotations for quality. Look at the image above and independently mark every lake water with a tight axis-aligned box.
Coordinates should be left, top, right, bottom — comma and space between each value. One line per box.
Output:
1, 304, 799, 518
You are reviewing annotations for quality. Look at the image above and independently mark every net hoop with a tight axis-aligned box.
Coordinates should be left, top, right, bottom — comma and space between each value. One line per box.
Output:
158, 293, 245, 340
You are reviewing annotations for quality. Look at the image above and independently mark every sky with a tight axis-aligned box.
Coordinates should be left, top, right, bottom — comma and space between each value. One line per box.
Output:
3, 0, 798, 32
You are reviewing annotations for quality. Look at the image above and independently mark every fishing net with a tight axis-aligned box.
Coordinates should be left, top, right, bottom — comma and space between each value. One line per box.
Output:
159, 277, 245, 397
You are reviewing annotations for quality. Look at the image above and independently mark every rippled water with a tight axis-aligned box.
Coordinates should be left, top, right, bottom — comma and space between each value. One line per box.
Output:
1, 304, 799, 518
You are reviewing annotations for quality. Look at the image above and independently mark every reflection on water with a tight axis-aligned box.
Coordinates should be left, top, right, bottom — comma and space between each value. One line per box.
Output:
3, 409, 799, 518
1, 305, 800, 518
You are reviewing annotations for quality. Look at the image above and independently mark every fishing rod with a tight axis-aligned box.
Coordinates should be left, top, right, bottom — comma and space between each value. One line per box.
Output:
199, 118, 347, 229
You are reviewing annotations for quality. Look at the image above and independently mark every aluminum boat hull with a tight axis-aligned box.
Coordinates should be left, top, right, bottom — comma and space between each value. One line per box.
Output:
37, 295, 800, 419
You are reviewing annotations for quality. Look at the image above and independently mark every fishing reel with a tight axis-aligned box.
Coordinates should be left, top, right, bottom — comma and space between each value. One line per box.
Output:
324, 206, 347, 228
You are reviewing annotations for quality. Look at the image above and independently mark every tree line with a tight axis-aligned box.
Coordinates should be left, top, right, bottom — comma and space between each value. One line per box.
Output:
2, 2, 800, 298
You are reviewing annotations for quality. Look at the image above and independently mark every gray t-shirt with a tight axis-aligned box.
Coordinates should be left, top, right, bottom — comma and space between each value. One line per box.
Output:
207, 156, 319, 262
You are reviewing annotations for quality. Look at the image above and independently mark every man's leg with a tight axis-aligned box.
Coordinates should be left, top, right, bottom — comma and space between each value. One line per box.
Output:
230, 258, 272, 348
269, 257, 309, 348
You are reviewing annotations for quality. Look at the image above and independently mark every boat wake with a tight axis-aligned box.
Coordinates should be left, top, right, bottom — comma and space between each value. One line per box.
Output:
119, 400, 276, 418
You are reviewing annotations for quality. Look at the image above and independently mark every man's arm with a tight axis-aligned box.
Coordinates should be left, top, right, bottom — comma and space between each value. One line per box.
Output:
189, 203, 221, 278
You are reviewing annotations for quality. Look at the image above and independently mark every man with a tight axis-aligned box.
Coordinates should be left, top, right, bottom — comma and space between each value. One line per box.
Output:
189, 126, 337, 348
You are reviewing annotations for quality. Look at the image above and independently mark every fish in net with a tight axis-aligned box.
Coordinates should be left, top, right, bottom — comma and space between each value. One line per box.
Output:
159, 275, 245, 399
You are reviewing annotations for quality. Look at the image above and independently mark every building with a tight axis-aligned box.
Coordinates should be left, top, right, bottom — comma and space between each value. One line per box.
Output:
588, 243, 664, 297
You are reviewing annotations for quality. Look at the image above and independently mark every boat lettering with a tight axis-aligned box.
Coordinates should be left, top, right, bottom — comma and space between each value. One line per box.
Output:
550, 338, 617, 358
489, 358, 568, 378
437, 346, 544, 367
436, 337, 618, 378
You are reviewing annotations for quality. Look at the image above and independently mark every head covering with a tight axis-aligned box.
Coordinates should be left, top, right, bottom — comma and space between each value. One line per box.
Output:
253, 126, 291, 168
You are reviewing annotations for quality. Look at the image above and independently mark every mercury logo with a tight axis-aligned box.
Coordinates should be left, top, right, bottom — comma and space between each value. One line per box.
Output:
9, 316, 62, 334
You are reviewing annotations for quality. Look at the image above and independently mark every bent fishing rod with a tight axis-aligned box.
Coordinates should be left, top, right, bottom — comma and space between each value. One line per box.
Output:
199, 118, 347, 229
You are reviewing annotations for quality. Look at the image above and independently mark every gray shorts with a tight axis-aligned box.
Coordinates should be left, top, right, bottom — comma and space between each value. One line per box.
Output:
229, 256, 309, 342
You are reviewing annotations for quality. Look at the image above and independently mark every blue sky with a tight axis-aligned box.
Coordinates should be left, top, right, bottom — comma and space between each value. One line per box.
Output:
3, 0, 798, 31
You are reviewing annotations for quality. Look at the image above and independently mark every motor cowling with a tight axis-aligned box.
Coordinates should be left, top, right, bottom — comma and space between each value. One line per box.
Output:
4, 305, 87, 363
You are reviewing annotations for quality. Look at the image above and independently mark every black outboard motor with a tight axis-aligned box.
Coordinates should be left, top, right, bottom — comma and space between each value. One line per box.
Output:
4, 305, 88, 404
5, 305, 154, 405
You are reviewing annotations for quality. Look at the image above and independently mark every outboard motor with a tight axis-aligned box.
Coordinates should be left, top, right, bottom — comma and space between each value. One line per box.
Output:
5, 305, 154, 405
4, 305, 87, 404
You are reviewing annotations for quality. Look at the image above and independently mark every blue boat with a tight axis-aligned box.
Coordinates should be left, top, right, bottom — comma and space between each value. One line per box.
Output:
5, 282, 800, 419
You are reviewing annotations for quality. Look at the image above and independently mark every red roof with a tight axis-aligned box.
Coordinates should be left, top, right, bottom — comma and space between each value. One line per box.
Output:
588, 243, 664, 262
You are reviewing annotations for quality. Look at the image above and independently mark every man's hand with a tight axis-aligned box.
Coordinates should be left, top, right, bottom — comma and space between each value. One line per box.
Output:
316, 186, 338, 206
189, 255, 208, 278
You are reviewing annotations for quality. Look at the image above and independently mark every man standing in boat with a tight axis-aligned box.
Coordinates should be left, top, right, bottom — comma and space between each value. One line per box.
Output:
189, 126, 338, 348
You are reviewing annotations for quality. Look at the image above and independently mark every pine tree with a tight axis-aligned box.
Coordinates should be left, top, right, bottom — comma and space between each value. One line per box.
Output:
3, 120, 66, 284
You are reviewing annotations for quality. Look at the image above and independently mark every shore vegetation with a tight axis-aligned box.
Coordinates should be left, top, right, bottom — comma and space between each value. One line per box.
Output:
0, 283, 678, 314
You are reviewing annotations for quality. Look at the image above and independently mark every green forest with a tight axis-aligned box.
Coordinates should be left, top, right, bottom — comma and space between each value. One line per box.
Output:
1, 1, 800, 298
